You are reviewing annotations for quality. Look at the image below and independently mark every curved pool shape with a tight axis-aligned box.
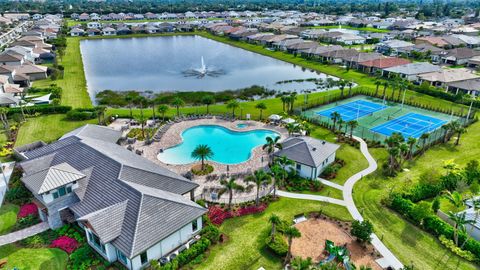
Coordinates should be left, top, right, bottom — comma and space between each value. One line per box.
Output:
157, 125, 279, 165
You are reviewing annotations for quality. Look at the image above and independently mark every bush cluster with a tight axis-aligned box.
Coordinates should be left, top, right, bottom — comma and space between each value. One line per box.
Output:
17, 203, 38, 219
283, 174, 321, 192
265, 234, 288, 256
66, 108, 98, 121
150, 238, 211, 270
200, 224, 221, 244
50, 236, 80, 253
7, 105, 71, 116
5, 169, 32, 205
439, 235, 476, 261
207, 204, 267, 225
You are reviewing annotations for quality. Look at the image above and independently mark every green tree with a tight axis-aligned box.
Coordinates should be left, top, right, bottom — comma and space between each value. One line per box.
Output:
448, 211, 473, 246
191, 144, 213, 171
420, 133, 430, 154
330, 112, 341, 132
280, 95, 290, 112
406, 137, 417, 160
290, 256, 312, 270
245, 169, 272, 206
432, 197, 440, 214
284, 226, 301, 264
219, 178, 245, 209
95, 105, 107, 125
226, 100, 240, 118
263, 136, 282, 164
347, 120, 358, 138
289, 92, 297, 113
351, 220, 374, 243
171, 97, 185, 117
255, 102, 267, 120
269, 214, 281, 241
202, 95, 215, 114
411, 201, 432, 224
442, 190, 464, 208
157, 104, 169, 121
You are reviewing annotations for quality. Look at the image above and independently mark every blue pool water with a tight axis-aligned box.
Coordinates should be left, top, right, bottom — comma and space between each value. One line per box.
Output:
157, 125, 279, 165
317, 100, 387, 121
371, 112, 447, 139
236, 123, 248, 128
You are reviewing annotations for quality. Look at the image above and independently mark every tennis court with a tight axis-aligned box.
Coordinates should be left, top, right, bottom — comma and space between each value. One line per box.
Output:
370, 112, 447, 139
316, 100, 388, 121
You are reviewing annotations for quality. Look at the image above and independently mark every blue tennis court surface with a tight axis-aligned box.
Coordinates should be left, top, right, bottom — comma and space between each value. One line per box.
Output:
371, 112, 447, 138
317, 100, 387, 121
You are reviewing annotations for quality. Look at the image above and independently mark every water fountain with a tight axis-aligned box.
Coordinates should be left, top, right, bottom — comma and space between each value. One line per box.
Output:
182, 56, 225, 78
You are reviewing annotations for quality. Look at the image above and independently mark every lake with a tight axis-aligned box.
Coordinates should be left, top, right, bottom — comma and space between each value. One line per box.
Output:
80, 35, 336, 101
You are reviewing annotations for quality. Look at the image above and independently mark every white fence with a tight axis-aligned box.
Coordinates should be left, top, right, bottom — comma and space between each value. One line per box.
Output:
195, 186, 273, 204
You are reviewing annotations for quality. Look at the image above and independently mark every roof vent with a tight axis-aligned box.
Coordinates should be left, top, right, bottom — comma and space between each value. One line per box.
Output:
312, 147, 316, 151
322, 141, 326, 145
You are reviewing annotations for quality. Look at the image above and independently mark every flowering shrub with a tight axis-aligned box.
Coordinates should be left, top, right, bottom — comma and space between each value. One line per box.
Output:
17, 203, 38, 219
208, 204, 267, 225
50, 236, 79, 253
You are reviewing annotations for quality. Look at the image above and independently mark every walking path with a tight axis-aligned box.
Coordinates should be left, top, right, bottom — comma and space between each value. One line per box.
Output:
278, 135, 404, 269
0, 222, 49, 246
277, 190, 346, 206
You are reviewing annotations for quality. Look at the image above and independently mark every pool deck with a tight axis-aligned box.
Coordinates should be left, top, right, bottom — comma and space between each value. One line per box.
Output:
128, 118, 288, 199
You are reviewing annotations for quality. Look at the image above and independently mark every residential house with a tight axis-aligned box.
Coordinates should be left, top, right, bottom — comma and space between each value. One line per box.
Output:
70, 28, 85, 37
438, 48, 480, 65
5, 46, 39, 64
87, 22, 101, 29
0, 75, 23, 95
77, 13, 89, 21
86, 28, 101, 37
336, 33, 366, 45
102, 27, 117, 36
382, 62, 442, 81
0, 51, 27, 66
2, 64, 48, 82
342, 52, 384, 69
376, 39, 415, 55
417, 68, 480, 89
447, 79, 480, 97
273, 136, 340, 180
318, 49, 358, 64
16, 125, 206, 270
358, 57, 411, 74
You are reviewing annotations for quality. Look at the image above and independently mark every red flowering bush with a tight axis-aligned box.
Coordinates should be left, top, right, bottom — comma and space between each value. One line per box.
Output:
50, 236, 79, 253
208, 204, 267, 225
17, 203, 38, 219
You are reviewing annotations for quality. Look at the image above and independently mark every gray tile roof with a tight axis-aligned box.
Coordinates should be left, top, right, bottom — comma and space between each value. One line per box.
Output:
22, 162, 85, 194
274, 137, 340, 167
60, 124, 122, 143
19, 125, 204, 258
78, 200, 128, 243
383, 62, 442, 75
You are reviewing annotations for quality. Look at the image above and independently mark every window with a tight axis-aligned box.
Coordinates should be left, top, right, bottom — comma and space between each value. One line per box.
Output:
296, 164, 301, 171
116, 249, 128, 264
192, 219, 198, 232
51, 185, 73, 200
58, 187, 66, 196
140, 252, 148, 265
88, 231, 106, 254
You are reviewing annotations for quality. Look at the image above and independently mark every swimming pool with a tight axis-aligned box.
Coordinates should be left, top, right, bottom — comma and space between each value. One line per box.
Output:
157, 125, 279, 165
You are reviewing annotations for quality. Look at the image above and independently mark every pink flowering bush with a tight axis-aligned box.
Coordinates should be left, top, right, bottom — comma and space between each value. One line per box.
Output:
208, 204, 267, 225
17, 203, 38, 219
50, 236, 79, 253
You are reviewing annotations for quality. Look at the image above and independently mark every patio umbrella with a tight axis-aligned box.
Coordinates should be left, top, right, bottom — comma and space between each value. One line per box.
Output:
281, 118, 296, 124
268, 114, 282, 121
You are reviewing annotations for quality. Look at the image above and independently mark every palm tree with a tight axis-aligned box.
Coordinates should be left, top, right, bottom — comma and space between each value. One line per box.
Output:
461, 199, 480, 248
398, 80, 408, 101
255, 102, 267, 120
443, 190, 464, 208
338, 79, 347, 98
330, 112, 341, 132
441, 123, 452, 143
347, 120, 358, 138
273, 156, 294, 193
284, 226, 301, 264
453, 122, 466, 146
289, 92, 297, 113
337, 118, 345, 137
285, 123, 298, 137
374, 79, 382, 97
219, 178, 245, 209
95, 105, 107, 125
0, 108, 10, 140
245, 169, 272, 206
263, 136, 282, 164
382, 81, 388, 99
448, 211, 473, 246
191, 144, 214, 171
290, 256, 312, 270
347, 81, 354, 96
226, 100, 240, 118
124, 92, 138, 119
171, 97, 185, 117
202, 95, 215, 114
269, 214, 281, 241
406, 137, 417, 160
157, 104, 169, 121
280, 95, 290, 112
135, 114, 147, 139
270, 164, 285, 198
420, 133, 430, 154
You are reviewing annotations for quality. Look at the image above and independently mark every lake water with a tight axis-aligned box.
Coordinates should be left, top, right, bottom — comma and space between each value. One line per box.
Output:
80, 35, 336, 100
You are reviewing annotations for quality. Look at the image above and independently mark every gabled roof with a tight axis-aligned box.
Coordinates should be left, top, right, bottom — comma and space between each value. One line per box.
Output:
22, 162, 85, 194
78, 200, 128, 243
383, 62, 441, 75
60, 124, 122, 143
274, 137, 340, 167
359, 57, 411, 69
418, 68, 480, 83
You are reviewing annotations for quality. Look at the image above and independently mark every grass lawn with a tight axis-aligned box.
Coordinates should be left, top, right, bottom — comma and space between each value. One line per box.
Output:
0, 204, 19, 234
300, 186, 343, 200
33, 38, 92, 108
196, 197, 351, 270
0, 244, 68, 270
15, 114, 97, 146
310, 25, 391, 33
352, 121, 480, 270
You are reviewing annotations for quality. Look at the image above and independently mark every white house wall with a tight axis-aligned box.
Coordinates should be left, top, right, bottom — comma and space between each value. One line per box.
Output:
130, 216, 202, 270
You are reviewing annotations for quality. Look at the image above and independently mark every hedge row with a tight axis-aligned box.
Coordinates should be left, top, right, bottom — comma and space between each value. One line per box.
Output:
7, 105, 72, 116
389, 194, 480, 261
150, 238, 211, 270
66, 108, 98, 121
410, 83, 480, 109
